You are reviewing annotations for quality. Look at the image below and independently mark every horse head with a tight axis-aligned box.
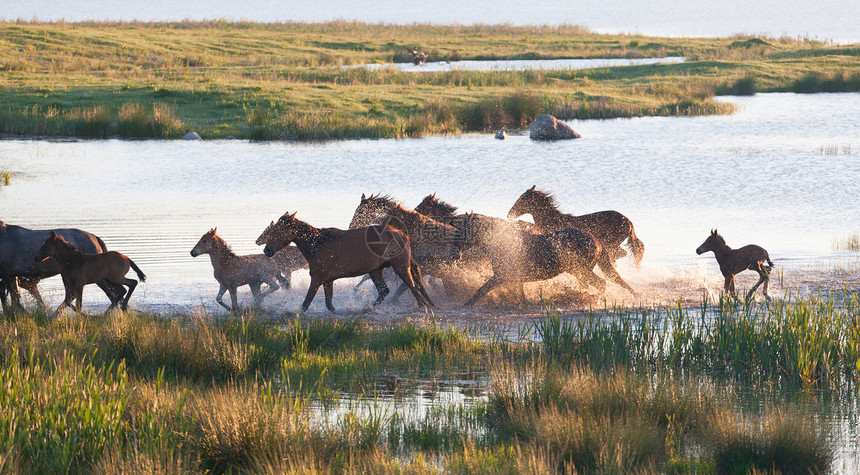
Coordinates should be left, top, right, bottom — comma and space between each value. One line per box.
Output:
191, 228, 218, 257
349, 193, 396, 229
34, 231, 68, 262
261, 212, 298, 257
696, 229, 723, 255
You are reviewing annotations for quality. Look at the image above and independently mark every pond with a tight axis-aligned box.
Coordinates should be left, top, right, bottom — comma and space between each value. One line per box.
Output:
0, 93, 858, 317
349, 56, 685, 72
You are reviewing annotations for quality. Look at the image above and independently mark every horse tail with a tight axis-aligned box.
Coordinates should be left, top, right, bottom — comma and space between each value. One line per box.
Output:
128, 259, 147, 283
96, 235, 109, 253
627, 222, 645, 268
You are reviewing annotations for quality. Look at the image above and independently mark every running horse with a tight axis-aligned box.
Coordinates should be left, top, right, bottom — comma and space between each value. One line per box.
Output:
190, 228, 307, 312
0, 220, 125, 309
507, 186, 640, 295
696, 229, 773, 301
257, 212, 432, 313
453, 213, 607, 306
34, 232, 146, 314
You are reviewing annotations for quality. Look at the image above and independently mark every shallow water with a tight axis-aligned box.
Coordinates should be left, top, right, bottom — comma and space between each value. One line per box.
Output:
349, 57, 685, 72
4, 0, 858, 44
0, 93, 858, 317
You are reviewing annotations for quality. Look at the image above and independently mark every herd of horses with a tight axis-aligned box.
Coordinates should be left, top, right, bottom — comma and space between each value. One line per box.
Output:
0, 186, 775, 315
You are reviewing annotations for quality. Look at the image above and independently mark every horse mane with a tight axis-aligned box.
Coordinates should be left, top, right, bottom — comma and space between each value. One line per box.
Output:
416, 194, 458, 216
529, 188, 562, 212
364, 193, 398, 208
209, 232, 237, 257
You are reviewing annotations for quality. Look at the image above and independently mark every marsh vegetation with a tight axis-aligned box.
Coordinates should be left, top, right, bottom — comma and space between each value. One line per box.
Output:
0, 22, 857, 140
1, 288, 856, 472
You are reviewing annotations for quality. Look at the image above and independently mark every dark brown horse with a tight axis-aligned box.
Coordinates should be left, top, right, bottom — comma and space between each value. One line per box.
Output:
696, 229, 773, 301
0, 220, 125, 308
507, 186, 644, 266
507, 186, 639, 295
454, 213, 606, 306
34, 232, 146, 314
257, 212, 432, 313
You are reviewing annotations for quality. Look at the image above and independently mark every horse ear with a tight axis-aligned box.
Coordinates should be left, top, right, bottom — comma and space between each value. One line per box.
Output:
290, 211, 297, 219
213, 227, 217, 234
361, 193, 366, 200
529, 185, 536, 191
50, 231, 57, 238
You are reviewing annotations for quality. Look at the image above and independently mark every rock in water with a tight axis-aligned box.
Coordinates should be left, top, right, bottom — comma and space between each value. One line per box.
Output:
183, 131, 201, 140
529, 114, 581, 141
495, 129, 507, 140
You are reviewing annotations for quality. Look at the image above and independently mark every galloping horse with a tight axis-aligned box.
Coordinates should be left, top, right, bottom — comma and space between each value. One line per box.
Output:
454, 213, 606, 306
507, 186, 644, 266
257, 212, 432, 312
190, 228, 306, 311
507, 187, 639, 295
696, 229, 773, 301
34, 232, 146, 314
0, 220, 125, 308
349, 193, 465, 297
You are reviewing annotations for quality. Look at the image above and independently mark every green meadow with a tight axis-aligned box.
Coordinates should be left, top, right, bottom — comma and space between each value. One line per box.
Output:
1, 288, 858, 473
0, 21, 857, 140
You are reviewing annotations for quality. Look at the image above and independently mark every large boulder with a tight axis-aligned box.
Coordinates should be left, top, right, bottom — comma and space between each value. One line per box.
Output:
529, 114, 581, 141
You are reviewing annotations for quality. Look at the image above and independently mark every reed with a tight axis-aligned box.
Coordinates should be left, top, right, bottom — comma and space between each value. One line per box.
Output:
833, 232, 860, 251
0, 171, 10, 186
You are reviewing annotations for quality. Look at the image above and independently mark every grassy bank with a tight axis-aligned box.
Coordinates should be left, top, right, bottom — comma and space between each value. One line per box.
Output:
0, 21, 857, 140
2, 288, 857, 473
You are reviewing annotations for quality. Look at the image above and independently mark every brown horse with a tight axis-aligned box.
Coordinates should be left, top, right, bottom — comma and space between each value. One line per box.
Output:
408, 49, 428, 65
190, 228, 307, 312
415, 193, 540, 234
257, 212, 432, 313
34, 232, 146, 314
696, 229, 773, 301
507, 186, 644, 266
454, 213, 606, 306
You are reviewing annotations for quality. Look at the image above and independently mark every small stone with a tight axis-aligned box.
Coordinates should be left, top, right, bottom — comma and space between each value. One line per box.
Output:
183, 131, 201, 140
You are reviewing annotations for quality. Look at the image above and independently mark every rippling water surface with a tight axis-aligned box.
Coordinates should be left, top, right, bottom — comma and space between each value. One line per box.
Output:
0, 93, 858, 314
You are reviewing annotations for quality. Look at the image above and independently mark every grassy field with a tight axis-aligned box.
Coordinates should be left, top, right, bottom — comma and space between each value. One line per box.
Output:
0, 21, 857, 140
1, 288, 856, 473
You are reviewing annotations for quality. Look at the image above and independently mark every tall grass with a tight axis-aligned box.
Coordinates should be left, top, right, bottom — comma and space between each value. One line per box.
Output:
0, 171, 10, 186
833, 232, 860, 251
535, 290, 860, 390
0, 102, 183, 138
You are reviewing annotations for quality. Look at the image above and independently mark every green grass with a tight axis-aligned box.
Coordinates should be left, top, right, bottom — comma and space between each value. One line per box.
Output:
1, 290, 856, 473
0, 171, 9, 185
0, 21, 857, 140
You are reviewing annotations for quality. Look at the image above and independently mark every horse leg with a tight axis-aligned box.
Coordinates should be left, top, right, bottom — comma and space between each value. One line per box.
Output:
574, 266, 607, 294
97, 280, 122, 308
229, 287, 240, 313
7, 278, 23, 309
119, 278, 137, 310
410, 261, 434, 308
261, 277, 280, 298
215, 284, 232, 311
323, 282, 335, 312
465, 274, 505, 307
369, 270, 390, 306
390, 263, 430, 310
276, 272, 291, 290
353, 273, 374, 292
74, 285, 85, 315
597, 256, 636, 296
19, 277, 45, 307
250, 282, 264, 307
301, 277, 323, 312
723, 274, 737, 300
517, 282, 527, 305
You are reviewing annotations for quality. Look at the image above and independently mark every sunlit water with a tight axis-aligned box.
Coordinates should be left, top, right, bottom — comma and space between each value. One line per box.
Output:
2, 0, 858, 43
0, 92, 858, 318
350, 57, 685, 72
